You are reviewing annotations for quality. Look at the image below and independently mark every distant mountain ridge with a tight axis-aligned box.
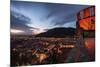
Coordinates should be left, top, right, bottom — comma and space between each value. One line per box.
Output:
36, 27, 76, 38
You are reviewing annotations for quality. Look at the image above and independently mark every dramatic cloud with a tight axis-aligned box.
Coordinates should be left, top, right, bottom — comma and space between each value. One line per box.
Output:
50, 13, 76, 26
11, 1, 91, 35
11, 10, 46, 35
44, 3, 90, 26
11, 11, 34, 35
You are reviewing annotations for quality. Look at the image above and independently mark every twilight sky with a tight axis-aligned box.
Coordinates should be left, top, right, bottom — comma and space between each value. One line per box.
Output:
11, 0, 91, 35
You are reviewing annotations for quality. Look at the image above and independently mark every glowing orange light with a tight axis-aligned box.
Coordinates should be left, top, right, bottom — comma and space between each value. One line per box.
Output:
37, 53, 47, 63
84, 38, 95, 56
79, 17, 95, 30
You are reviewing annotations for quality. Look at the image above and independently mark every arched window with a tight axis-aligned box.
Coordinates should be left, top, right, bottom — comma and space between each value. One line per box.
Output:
80, 11, 84, 19
84, 8, 90, 18
90, 7, 95, 16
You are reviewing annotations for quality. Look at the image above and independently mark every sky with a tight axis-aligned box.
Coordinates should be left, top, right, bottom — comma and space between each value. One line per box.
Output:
10, 0, 91, 35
